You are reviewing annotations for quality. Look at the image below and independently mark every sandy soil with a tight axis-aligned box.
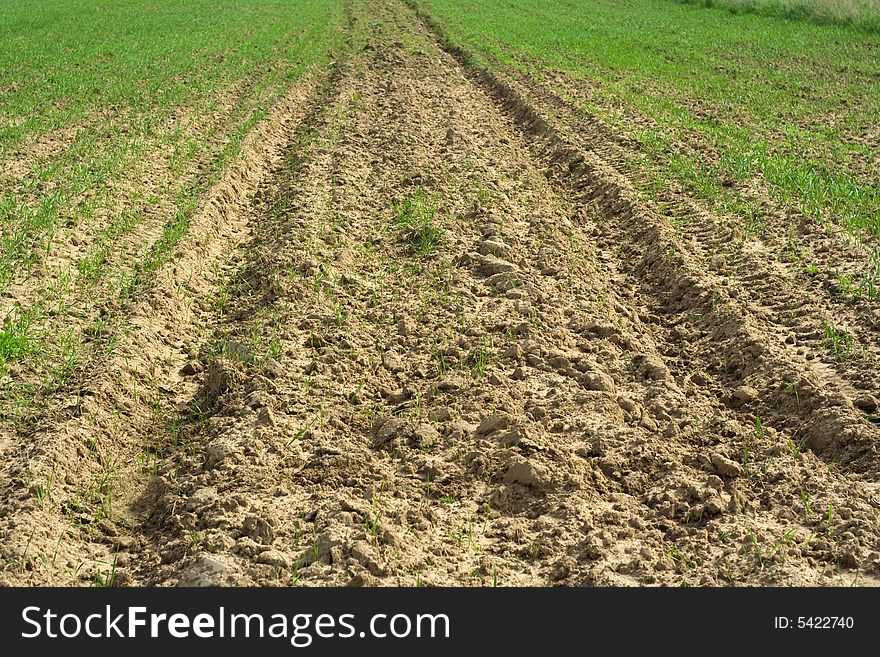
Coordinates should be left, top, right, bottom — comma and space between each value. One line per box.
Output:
1, 0, 878, 587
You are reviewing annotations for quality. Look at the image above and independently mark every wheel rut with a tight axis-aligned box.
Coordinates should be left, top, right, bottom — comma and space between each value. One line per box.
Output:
3, 0, 877, 588
120, 0, 879, 587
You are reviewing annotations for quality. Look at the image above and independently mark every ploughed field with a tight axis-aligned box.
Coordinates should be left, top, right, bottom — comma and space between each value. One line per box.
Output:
1, 0, 878, 587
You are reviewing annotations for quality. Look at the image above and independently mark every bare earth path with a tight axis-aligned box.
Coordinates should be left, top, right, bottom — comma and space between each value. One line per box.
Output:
1, 0, 878, 587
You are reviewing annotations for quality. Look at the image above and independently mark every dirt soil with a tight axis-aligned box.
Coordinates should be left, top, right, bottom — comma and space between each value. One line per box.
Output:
1, 0, 878, 587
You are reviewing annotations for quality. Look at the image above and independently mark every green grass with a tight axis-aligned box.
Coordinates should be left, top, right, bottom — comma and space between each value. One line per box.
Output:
678, 0, 880, 33
821, 319, 862, 362
0, 0, 344, 292
393, 188, 442, 256
418, 0, 880, 237
0, 310, 33, 365
0, 0, 341, 151
0, 0, 345, 398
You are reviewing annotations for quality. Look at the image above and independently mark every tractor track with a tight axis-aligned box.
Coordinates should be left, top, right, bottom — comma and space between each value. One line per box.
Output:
2, 0, 878, 587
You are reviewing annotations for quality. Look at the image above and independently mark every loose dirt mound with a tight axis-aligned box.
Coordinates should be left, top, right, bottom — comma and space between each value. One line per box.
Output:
2, 0, 878, 587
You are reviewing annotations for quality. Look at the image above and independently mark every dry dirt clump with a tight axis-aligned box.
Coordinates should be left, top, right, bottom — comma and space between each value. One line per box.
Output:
2, 0, 879, 587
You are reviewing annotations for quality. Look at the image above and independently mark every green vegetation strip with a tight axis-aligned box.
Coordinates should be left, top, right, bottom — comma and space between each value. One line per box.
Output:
419, 0, 879, 237
676, 0, 880, 34
0, 0, 344, 289
0, 0, 345, 393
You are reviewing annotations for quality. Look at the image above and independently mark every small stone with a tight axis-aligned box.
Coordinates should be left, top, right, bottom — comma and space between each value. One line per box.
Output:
262, 359, 282, 378
706, 475, 724, 491
503, 461, 547, 488
513, 322, 531, 337
854, 394, 878, 414
373, 417, 407, 446
350, 542, 383, 575
382, 351, 405, 372
181, 361, 203, 376
478, 240, 510, 258
346, 572, 377, 587
710, 452, 743, 478
414, 424, 440, 447
583, 321, 618, 338
732, 386, 758, 404
528, 405, 547, 421
840, 549, 861, 568
205, 442, 233, 470
299, 533, 334, 566
550, 558, 572, 581
242, 515, 275, 545
385, 388, 411, 404
97, 520, 117, 537
476, 254, 517, 277
256, 549, 291, 571
486, 272, 517, 292
427, 407, 452, 422
476, 413, 511, 436
489, 485, 511, 511
253, 407, 275, 428
200, 361, 231, 401
547, 355, 570, 371
705, 497, 725, 515
187, 487, 218, 511
398, 317, 416, 337
233, 537, 262, 558
114, 536, 136, 551
437, 378, 459, 391
617, 396, 640, 415
498, 427, 527, 447
638, 355, 669, 381
501, 344, 523, 361
582, 371, 616, 394
177, 555, 234, 587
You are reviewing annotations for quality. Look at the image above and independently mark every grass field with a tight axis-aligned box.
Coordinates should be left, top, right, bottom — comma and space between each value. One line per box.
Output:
0, 0, 344, 406
0, 0, 339, 149
679, 0, 880, 32
1, 0, 879, 589
420, 0, 880, 246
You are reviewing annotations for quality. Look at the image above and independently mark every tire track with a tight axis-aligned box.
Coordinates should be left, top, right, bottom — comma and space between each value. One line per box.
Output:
454, 51, 880, 437
412, 1, 879, 474
128, 0, 879, 587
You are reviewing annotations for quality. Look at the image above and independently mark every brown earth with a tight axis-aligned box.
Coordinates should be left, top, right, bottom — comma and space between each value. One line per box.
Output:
1, 0, 878, 587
